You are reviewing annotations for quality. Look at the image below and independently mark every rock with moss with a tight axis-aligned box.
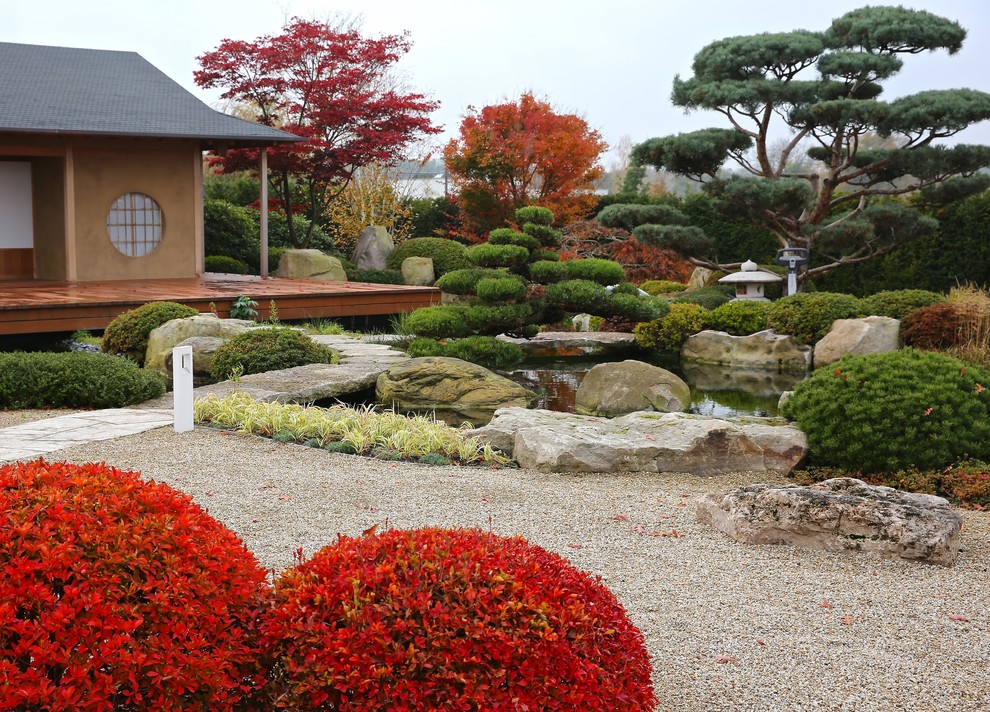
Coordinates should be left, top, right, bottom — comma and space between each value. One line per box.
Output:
813, 316, 900, 367
276, 249, 347, 281
681, 329, 812, 372
575, 360, 690, 416
401, 257, 435, 286
145, 314, 257, 373
351, 226, 394, 271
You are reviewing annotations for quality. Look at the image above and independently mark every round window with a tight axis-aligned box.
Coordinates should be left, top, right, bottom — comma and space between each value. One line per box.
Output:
106, 193, 164, 257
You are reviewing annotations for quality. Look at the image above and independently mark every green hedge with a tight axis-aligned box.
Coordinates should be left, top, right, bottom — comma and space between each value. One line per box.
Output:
0, 352, 165, 408
204, 255, 250, 275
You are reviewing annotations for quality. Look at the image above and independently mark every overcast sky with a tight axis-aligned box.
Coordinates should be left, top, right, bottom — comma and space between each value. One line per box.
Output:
6, 1, 990, 164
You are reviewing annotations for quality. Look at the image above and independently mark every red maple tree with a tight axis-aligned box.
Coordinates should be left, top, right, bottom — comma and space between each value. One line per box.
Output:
195, 18, 440, 248
444, 93, 607, 236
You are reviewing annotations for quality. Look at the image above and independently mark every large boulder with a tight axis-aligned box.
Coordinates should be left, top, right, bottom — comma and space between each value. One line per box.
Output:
276, 249, 346, 281
145, 315, 256, 372
696, 478, 963, 566
813, 316, 900, 367
377, 357, 537, 421
467, 408, 807, 475
687, 266, 715, 289
682, 329, 812, 372
163, 336, 225, 386
498, 331, 638, 358
352, 226, 394, 271
401, 257, 435, 286
575, 360, 690, 416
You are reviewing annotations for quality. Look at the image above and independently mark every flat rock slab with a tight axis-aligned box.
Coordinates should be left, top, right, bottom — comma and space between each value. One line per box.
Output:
696, 478, 963, 566
466, 407, 807, 476
498, 331, 638, 357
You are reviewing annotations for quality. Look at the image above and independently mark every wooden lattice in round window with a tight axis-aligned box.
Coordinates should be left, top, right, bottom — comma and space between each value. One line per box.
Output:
106, 193, 164, 257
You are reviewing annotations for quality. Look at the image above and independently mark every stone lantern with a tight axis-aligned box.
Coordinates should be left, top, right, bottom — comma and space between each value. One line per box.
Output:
718, 260, 782, 302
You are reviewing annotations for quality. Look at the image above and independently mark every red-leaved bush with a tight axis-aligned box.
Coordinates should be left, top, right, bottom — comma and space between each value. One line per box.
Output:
262, 528, 656, 711
0, 460, 270, 711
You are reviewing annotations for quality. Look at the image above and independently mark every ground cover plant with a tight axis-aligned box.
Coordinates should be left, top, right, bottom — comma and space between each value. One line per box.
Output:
193, 392, 508, 465
263, 528, 656, 710
0, 460, 269, 710
101, 301, 199, 364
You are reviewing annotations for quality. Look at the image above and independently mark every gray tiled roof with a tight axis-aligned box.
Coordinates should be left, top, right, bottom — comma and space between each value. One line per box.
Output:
0, 42, 299, 145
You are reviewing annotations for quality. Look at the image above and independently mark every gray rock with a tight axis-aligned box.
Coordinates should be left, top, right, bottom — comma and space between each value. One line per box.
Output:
376, 357, 537, 419
681, 361, 805, 398
575, 359, 690, 416
352, 226, 394, 271
145, 315, 256, 371
814, 316, 900, 367
688, 266, 715, 289
467, 408, 807, 476
401, 256, 435, 286
498, 331, 638, 357
696, 478, 963, 566
682, 329, 812, 372
276, 249, 346, 281
163, 336, 225, 385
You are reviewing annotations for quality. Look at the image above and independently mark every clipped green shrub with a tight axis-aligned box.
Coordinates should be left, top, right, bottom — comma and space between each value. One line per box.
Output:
609, 293, 666, 322
860, 289, 945, 319
0, 352, 165, 408
634, 302, 711, 352
464, 304, 536, 333
487, 228, 540, 251
611, 282, 643, 296
346, 268, 404, 284
531, 248, 560, 262
514, 205, 554, 226
545, 279, 612, 314
435, 268, 510, 295
523, 224, 560, 247
781, 349, 990, 472
101, 301, 199, 364
563, 258, 626, 286
209, 327, 339, 380
465, 243, 529, 269
404, 305, 473, 339
386, 237, 470, 277
529, 260, 569, 283
674, 285, 734, 310
406, 336, 524, 370
476, 276, 528, 302
766, 292, 863, 345
707, 300, 772, 335
205, 255, 250, 275
204, 199, 260, 268
901, 303, 962, 349
640, 279, 688, 295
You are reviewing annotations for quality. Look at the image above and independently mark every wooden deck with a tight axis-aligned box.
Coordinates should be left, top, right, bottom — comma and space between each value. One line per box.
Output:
0, 274, 441, 335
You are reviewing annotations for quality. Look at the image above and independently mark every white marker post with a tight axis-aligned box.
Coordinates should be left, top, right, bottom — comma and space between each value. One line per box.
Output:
172, 345, 194, 433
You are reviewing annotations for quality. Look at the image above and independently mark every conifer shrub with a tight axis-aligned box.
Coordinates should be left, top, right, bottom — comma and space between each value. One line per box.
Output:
562, 258, 626, 286
609, 293, 666, 322
210, 327, 339, 380
101, 301, 199, 364
0, 352, 165, 408
640, 279, 688, 295
346, 268, 404, 284
514, 205, 555, 226
465, 243, 530, 269
476, 276, 528, 302
529, 260, 569, 283
673, 285, 734, 310
386, 237, 470, 277
780, 349, 990, 472
261, 528, 656, 711
487, 228, 540, 252
406, 336, 524, 369
900, 303, 962, 349
633, 302, 711, 352
765, 291, 863, 345
860, 289, 945, 319
531, 248, 560, 261
435, 268, 509, 295
545, 279, 612, 314
0, 460, 269, 711
204, 254, 250, 275
403, 305, 473, 339
707, 300, 772, 335
464, 304, 538, 333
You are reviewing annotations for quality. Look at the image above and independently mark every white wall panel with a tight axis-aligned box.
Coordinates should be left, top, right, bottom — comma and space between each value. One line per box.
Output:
0, 162, 33, 248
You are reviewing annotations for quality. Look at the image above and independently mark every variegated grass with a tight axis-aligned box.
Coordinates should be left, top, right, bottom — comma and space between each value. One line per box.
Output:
193, 392, 509, 465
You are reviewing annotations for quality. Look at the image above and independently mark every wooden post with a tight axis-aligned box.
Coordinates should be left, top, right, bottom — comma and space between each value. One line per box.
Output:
260, 147, 269, 278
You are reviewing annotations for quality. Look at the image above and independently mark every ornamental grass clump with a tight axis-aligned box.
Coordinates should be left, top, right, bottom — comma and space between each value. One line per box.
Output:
194, 392, 508, 465
781, 349, 990, 472
0, 460, 270, 711
262, 528, 656, 711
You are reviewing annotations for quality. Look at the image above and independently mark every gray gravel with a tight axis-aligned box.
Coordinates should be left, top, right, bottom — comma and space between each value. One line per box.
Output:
14, 424, 990, 711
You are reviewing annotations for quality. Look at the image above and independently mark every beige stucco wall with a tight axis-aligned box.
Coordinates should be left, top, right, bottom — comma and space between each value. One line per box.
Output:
31, 157, 66, 280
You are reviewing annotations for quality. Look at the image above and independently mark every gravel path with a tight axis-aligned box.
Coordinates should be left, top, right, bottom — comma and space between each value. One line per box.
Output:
13, 424, 990, 711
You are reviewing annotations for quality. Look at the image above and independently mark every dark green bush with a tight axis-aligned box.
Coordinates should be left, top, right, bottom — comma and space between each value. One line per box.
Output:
101, 301, 199, 364
766, 292, 863, 345
476, 277, 528, 302
346, 268, 404, 285
465, 243, 529, 269
531, 249, 559, 262
487, 228, 540, 252
435, 268, 509, 295
404, 306, 473, 339
563, 258, 626, 286
611, 282, 643, 296
545, 279, 612, 313
268, 247, 285, 274
674, 285, 734, 310
204, 200, 260, 269
639, 280, 688, 295
264, 212, 334, 253
633, 303, 711, 352
204, 174, 261, 206
0, 352, 165, 408
386, 237, 470, 277
707, 301, 772, 335
209, 327, 339, 380
514, 206, 554, 226
205, 255, 250, 275
609, 293, 666, 322
406, 336, 524, 370
859, 289, 945, 319
529, 260, 569, 283
522, 224, 560, 247
781, 349, 990, 472
464, 304, 536, 333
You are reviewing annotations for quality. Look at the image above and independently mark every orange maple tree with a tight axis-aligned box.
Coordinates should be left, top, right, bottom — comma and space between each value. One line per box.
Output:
444, 93, 606, 235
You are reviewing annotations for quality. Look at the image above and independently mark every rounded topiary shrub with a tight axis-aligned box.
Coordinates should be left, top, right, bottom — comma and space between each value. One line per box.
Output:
545, 279, 612, 314
633, 302, 711, 352
707, 300, 772, 335
404, 305, 473, 339
204, 254, 250, 274
860, 289, 945, 320
0, 352, 165, 408
514, 205, 554, 226
781, 349, 990, 472
101, 301, 199, 364
900, 303, 962, 349
386, 237, 470, 277
406, 336, 524, 369
435, 268, 509, 295
210, 327, 339, 380
262, 528, 656, 711
529, 259, 570, 283
563, 258, 626, 286
766, 291, 863, 345
673, 285, 734, 310
465, 243, 530, 270
487, 228, 540, 252
640, 279, 688, 295
0, 460, 269, 711
476, 276, 528, 302
464, 303, 537, 334
609, 293, 667, 322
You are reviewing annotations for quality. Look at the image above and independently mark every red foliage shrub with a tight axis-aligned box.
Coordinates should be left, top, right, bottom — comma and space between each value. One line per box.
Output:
263, 528, 656, 711
560, 219, 693, 283
941, 460, 990, 509
900, 303, 962, 349
0, 460, 270, 711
